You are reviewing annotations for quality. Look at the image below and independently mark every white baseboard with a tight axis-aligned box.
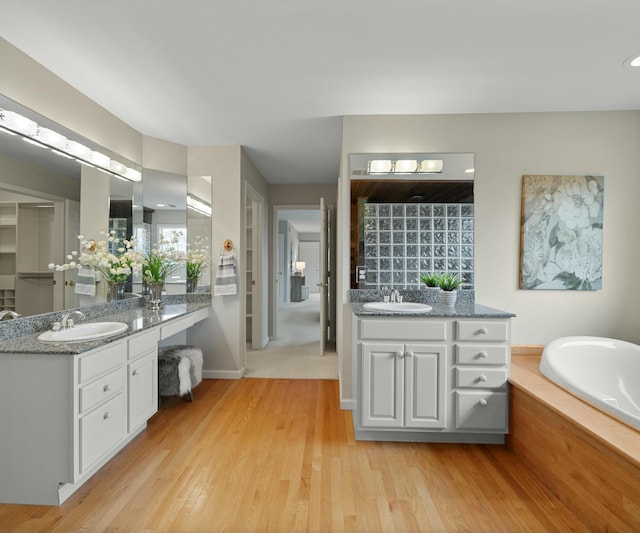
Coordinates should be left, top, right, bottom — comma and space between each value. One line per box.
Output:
340, 398, 355, 411
203, 367, 246, 379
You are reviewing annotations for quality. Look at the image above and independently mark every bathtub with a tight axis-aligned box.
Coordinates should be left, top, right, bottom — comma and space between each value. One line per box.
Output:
540, 336, 640, 431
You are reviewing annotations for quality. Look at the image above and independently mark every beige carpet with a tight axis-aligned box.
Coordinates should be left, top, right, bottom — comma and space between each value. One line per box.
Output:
245, 293, 338, 379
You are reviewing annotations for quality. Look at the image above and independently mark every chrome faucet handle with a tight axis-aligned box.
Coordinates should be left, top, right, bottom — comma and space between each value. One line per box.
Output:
60, 310, 86, 328
51, 321, 62, 332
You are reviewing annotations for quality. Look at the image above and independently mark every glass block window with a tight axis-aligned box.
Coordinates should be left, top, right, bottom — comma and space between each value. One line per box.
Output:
363, 203, 474, 290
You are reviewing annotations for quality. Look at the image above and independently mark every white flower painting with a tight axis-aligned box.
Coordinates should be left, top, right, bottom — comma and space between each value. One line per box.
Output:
520, 175, 604, 290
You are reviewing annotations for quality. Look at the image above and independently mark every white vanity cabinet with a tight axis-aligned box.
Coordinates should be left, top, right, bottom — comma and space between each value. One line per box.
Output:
357, 318, 448, 432
354, 313, 511, 443
127, 328, 160, 433
0, 304, 210, 506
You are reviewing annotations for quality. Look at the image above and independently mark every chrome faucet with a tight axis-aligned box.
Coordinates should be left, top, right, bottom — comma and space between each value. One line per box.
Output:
391, 289, 400, 303
0, 310, 20, 320
60, 310, 86, 329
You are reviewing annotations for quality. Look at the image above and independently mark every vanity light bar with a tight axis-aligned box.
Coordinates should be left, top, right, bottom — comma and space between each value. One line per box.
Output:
187, 194, 212, 216
367, 159, 444, 175
0, 107, 142, 182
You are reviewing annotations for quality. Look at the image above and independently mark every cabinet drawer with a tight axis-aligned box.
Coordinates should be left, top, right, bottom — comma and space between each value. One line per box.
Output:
359, 319, 447, 342
454, 391, 508, 431
79, 367, 124, 415
161, 315, 195, 340
128, 328, 159, 360
456, 320, 508, 342
78, 342, 126, 384
456, 344, 508, 365
79, 393, 125, 473
455, 368, 507, 389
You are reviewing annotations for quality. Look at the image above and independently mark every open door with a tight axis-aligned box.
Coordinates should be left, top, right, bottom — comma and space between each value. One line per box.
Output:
319, 197, 328, 355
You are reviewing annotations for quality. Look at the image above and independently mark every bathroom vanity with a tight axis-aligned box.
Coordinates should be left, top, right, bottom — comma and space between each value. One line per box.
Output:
352, 302, 514, 443
0, 296, 210, 505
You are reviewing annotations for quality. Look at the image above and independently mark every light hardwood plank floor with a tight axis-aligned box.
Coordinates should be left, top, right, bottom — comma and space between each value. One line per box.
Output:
0, 379, 589, 533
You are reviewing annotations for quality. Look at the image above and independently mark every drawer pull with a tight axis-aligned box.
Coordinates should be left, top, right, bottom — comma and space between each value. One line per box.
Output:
103, 384, 111, 392
478, 328, 488, 335
479, 399, 488, 407
103, 411, 112, 420
478, 375, 487, 383
478, 351, 488, 359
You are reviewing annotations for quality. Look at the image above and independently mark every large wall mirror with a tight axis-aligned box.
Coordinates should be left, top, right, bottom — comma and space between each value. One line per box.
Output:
0, 93, 139, 316
138, 169, 187, 294
187, 175, 212, 292
349, 153, 475, 291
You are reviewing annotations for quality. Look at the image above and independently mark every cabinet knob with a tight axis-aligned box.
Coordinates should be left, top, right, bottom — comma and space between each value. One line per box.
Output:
478, 328, 488, 335
103, 384, 111, 392
479, 399, 488, 407
103, 411, 111, 420
397, 351, 404, 358
478, 351, 488, 359
132, 369, 139, 376
406, 351, 414, 358
478, 375, 487, 383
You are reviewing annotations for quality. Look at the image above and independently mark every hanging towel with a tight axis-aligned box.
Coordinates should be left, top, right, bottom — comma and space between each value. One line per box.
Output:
74, 267, 97, 296
214, 253, 238, 296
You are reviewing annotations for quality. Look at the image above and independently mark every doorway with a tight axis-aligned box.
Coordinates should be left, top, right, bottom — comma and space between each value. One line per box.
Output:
244, 204, 337, 379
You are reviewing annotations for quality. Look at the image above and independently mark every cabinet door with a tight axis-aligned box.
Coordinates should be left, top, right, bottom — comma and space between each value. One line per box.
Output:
404, 343, 447, 429
361, 342, 404, 428
128, 352, 158, 432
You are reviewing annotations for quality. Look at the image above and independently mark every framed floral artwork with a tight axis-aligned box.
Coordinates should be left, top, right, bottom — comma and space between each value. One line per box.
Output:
519, 174, 604, 290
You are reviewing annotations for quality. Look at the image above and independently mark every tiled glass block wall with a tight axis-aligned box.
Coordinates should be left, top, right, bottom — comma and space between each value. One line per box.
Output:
362, 203, 474, 290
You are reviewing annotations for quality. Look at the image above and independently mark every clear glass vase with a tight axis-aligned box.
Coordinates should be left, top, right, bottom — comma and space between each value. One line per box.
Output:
106, 281, 126, 301
186, 277, 199, 293
148, 281, 164, 308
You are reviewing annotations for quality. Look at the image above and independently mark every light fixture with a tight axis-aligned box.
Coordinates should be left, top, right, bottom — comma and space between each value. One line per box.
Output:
367, 160, 392, 174
65, 139, 92, 160
0, 107, 142, 182
623, 52, 640, 68
187, 194, 212, 216
418, 159, 444, 173
295, 261, 306, 274
36, 126, 67, 150
393, 159, 418, 173
88, 150, 110, 168
366, 158, 445, 175
465, 168, 475, 174
0, 110, 37, 136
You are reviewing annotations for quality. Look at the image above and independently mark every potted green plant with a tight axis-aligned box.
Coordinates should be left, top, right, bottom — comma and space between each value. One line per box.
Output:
438, 272, 463, 307
420, 272, 442, 288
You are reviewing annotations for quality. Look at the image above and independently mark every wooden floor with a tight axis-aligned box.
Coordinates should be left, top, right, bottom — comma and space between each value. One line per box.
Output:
0, 379, 589, 533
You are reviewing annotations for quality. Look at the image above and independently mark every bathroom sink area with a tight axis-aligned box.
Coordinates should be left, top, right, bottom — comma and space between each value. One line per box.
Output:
37, 322, 129, 342
362, 302, 432, 313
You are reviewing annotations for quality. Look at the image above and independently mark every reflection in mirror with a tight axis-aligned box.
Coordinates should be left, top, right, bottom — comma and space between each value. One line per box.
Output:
0, 93, 139, 316
138, 169, 187, 294
187, 176, 212, 292
349, 153, 475, 290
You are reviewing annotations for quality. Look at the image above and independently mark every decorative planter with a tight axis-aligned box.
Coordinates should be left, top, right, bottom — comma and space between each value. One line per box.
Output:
422, 286, 440, 303
186, 277, 199, 293
148, 281, 165, 308
106, 281, 126, 301
439, 289, 457, 307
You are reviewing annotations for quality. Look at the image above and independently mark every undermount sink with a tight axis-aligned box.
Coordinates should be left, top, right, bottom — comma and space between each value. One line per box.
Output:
37, 322, 128, 342
362, 302, 433, 313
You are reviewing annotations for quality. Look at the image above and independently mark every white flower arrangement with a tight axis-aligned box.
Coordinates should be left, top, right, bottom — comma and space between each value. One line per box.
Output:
186, 236, 209, 280
143, 231, 186, 283
49, 230, 145, 283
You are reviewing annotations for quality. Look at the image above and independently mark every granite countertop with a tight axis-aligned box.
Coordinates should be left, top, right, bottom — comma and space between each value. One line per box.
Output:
0, 299, 211, 355
351, 302, 515, 318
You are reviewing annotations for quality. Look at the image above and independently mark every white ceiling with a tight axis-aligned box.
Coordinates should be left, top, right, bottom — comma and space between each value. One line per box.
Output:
1, 1, 639, 185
